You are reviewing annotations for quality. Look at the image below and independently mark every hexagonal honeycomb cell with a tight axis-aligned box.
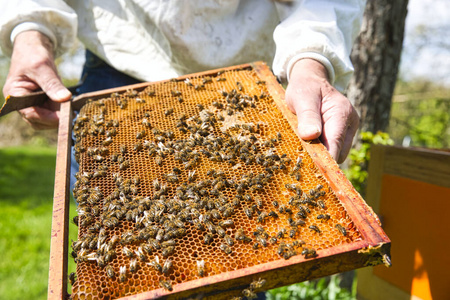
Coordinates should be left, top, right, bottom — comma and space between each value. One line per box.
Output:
70, 66, 362, 299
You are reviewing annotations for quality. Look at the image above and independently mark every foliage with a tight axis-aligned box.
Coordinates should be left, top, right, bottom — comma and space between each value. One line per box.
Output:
388, 80, 450, 148
266, 274, 356, 300
344, 131, 393, 196
0, 146, 78, 300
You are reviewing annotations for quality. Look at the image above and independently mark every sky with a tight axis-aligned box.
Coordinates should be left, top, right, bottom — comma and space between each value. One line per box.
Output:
399, 0, 450, 85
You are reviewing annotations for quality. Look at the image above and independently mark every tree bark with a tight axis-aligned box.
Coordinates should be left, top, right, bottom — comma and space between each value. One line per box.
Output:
348, 0, 409, 135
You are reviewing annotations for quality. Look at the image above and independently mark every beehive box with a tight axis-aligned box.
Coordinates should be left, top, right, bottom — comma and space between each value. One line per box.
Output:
48, 62, 390, 300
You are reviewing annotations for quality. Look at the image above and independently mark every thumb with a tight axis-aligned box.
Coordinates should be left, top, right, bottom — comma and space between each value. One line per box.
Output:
37, 73, 72, 102
286, 84, 322, 140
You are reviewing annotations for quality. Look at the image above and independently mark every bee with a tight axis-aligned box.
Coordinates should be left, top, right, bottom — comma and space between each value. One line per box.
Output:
187, 170, 196, 182
204, 233, 213, 244
119, 266, 127, 282
250, 278, 266, 290
94, 155, 104, 162
244, 206, 253, 218
309, 225, 321, 234
171, 90, 181, 96
257, 211, 268, 223
219, 219, 234, 228
105, 265, 115, 278
159, 279, 173, 291
242, 289, 256, 299
216, 77, 226, 82
129, 259, 138, 273
277, 228, 287, 239
216, 225, 226, 237
289, 227, 297, 238
135, 247, 146, 261
301, 248, 318, 259
255, 196, 263, 208
155, 156, 163, 166
122, 246, 134, 258
142, 118, 152, 128
335, 224, 347, 236
165, 108, 174, 116
102, 137, 113, 146
148, 255, 162, 272
69, 272, 76, 285
220, 243, 232, 254
256, 236, 267, 247
224, 234, 234, 246
197, 260, 206, 277
268, 211, 279, 218
318, 200, 326, 209
106, 128, 117, 137
119, 160, 130, 170
119, 144, 127, 154
147, 90, 156, 96
269, 237, 278, 244
242, 289, 258, 299
317, 214, 331, 221
194, 84, 205, 91
162, 246, 175, 257
162, 258, 173, 275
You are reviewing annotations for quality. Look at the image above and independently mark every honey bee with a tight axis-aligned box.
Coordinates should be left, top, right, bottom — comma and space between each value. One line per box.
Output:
250, 278, 266, 290
162, 246, 175, 257
135, 247, 146, 261
165, 108, 174, 116
309, 225, 321, 234
197, 260, 206, 277
119, 144, 127, 154
142, 117, 152, 128
335, 224, 347, 236
128, 259, 138, 273
301, 248, 318, 259
119, 160, 130, 170
162, 258, 173, 275
220, 243, 232, 254
317, 214, 330, 221
159, 279, 173, 291
148, 255, 162, 272
215, 225, 226, 237
203, 233, 213, 245
147, 90, 156, 96
105, 265, 115, 278
194, 84, 205, 91
224, 234, 234, 246
318, 200, 326, 209
219, 219, 234, 228
68, 272, 76, 285
244, 206, 253, 218
119, 266, 127, 282
242, 289, 256, 299
122, 246, 134, 258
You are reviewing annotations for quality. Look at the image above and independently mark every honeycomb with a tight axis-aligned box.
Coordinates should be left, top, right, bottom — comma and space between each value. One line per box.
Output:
70, 66, 362, 299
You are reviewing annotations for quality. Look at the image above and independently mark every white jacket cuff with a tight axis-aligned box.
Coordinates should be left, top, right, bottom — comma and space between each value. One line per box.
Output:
286, 52, 336, 85
11, 22, 58, 50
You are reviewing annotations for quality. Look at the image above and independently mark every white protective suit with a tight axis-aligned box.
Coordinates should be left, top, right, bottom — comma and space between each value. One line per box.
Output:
0, 0, 365, 91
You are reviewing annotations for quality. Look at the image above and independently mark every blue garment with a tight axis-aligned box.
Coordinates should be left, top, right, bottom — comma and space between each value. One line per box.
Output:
70, 50, 142, 193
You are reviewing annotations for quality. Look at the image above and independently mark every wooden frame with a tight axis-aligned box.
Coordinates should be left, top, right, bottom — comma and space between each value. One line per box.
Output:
48, 62, 390, 299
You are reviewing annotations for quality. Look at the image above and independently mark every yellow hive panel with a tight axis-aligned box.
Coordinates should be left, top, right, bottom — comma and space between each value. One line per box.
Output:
70, 66, 364, 299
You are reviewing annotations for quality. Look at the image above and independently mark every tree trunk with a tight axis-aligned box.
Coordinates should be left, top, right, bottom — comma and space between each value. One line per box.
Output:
348, 0, 409, 135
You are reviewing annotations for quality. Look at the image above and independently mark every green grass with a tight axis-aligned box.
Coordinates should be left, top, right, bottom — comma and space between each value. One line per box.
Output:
0, 146, 77, 300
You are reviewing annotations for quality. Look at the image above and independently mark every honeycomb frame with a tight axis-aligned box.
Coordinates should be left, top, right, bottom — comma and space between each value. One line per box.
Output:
49, 62, 390, 300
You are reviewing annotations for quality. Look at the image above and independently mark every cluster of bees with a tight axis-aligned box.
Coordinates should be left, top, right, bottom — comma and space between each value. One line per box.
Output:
70, 69, 355, 299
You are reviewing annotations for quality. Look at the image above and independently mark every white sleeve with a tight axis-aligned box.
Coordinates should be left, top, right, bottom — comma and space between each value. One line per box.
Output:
273, 0, 366, 91
0, 0, 77, 57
